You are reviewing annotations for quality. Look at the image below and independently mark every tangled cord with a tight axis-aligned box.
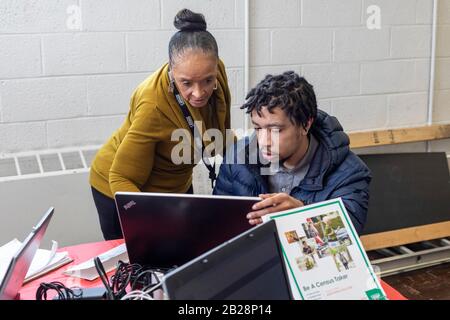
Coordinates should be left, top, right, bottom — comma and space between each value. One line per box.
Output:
36, 259, 172, 300
36, 281, 82, 300
120, 281, 164, 300
97, 259, 171, 300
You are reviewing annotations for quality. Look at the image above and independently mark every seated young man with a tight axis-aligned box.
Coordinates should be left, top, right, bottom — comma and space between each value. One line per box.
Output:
213, 71, 371, 234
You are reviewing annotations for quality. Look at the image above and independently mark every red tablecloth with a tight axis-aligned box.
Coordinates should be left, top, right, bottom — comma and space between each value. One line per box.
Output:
19, 240, 406, 300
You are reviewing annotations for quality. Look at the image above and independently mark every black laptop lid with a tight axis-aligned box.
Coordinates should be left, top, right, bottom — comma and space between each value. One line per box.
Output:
163, 220, 292, 300
0, 207, 54, 300
114, 192, 260, 269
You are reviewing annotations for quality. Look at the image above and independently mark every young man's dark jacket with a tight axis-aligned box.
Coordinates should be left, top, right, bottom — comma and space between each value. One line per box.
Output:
213, 110, 371, 234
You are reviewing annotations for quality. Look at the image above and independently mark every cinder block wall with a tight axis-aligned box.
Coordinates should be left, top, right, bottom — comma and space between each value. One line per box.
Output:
1, 0, 449, 245
0, 0, 449, 153
0, 0, 246, 152
431, 0, 450, 154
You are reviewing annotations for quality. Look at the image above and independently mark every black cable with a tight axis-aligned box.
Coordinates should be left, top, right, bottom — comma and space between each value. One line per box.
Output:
36, 262, 165, 300
94, 257, 115, 300
110, 261, 130, 297
92, 260, 169, 299
110, 261, 142, 298
36, 281, 82, 300
131, 269, 156, 290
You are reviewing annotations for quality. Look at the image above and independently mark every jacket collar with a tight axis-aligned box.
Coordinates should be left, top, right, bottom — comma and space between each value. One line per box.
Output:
303, 110, 350, 190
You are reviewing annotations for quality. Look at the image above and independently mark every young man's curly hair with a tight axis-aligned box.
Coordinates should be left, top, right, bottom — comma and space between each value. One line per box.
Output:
241, 71, 318, 130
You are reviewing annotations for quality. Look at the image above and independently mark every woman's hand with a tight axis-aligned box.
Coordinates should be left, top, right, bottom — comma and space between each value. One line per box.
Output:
246, 193, 304, 225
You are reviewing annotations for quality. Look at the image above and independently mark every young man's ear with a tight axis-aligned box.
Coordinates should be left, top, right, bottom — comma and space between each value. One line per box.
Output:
303, 118, 314, 135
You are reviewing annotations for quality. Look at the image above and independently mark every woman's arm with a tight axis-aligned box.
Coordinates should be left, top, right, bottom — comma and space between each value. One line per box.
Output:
109, 103, 161, 194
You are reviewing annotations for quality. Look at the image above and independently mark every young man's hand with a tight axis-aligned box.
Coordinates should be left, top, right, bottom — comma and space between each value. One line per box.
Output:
246, 193, 304, 225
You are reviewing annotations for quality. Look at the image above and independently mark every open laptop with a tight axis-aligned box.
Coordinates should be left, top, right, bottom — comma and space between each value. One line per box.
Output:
114, 192, 260, 269
163, 219, 293, 300
0, 207, 54, 300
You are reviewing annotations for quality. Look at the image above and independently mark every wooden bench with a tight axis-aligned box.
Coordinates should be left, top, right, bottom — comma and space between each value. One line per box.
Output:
348, 123, 450, 251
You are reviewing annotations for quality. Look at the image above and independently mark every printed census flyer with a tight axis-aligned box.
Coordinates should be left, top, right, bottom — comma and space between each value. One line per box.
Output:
262, 198, 386, 300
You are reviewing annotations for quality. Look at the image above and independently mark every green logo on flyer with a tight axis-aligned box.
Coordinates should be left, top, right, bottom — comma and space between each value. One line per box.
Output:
365, 289, 386, 300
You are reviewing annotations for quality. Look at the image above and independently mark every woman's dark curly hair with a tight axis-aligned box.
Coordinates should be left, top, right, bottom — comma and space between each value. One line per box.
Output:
241, 71, 317, 129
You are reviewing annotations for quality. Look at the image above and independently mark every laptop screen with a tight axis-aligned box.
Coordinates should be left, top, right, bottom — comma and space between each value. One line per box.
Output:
115, 192, 260, 269
163, 220, 292, 300
0, 207, 54, 300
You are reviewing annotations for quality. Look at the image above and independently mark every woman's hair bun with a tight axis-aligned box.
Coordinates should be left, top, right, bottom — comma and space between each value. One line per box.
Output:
174, 8, 207, 31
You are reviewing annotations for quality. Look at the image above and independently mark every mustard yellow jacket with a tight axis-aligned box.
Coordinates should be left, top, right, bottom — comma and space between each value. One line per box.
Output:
90, 60, 231, 198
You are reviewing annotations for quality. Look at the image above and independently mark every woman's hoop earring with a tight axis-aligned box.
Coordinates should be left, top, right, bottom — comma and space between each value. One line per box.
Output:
213, 81, 218, 90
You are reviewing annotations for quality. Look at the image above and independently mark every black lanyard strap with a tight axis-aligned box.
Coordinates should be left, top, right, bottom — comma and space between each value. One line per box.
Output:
170, 74, 217, 189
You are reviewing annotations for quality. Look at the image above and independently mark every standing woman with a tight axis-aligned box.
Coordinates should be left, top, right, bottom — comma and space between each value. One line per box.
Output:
89, 9, 231, 240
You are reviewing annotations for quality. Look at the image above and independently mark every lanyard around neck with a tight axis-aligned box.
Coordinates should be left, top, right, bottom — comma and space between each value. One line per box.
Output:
169, 71, 216, 188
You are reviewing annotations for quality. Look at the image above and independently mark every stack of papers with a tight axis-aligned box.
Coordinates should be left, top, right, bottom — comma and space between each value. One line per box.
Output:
0, 239, 72, 284
64, 243, 129, 281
